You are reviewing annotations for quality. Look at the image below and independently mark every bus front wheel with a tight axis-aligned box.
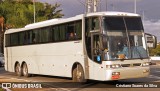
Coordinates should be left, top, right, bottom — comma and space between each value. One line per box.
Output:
22, 63, 31, 77
15, 63, 22, 77
72, 64, 86, 82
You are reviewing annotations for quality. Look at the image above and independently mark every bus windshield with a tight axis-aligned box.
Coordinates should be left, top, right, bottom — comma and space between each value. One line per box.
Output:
103, 16, 148, 60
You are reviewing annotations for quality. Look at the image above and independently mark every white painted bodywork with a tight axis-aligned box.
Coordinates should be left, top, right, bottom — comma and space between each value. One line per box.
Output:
4, 11, 150, 81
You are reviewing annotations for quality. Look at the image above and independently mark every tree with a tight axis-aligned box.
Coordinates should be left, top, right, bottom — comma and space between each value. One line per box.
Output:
0, 16, 4, 53
0, 0, 64, 53
35, 2, 64, 22
0, 0, 64, 28
149, 44, 160, 56
44, 3, 64, 19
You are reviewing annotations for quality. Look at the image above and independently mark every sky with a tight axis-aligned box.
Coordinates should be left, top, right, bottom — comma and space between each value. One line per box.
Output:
38, 0, 160, 42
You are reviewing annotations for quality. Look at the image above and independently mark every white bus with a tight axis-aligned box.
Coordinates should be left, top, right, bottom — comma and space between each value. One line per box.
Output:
4, 12, 156, 82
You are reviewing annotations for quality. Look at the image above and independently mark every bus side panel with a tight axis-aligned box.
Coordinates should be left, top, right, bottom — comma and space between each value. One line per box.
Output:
5, 41, 84, 78
86, 58, 106, 80
35, 41, 84, 77
4, 47, 13, 72
10, 46, 40, 74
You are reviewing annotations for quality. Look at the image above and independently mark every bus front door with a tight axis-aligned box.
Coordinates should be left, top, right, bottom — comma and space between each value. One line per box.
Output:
91, 33, 102, 63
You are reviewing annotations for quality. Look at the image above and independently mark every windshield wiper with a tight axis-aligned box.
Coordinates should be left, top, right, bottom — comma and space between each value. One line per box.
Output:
123, 18, 132, 58
133, 46, 143, 60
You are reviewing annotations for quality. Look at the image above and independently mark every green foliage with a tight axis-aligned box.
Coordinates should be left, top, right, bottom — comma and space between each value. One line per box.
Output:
149, 44, 160, 56
0, 0, 64, 28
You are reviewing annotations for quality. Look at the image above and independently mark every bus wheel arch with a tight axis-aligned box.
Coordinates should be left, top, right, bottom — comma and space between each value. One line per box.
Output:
72, 62, 86, 82
14, 61, 22, 77
21, 62, 31, 77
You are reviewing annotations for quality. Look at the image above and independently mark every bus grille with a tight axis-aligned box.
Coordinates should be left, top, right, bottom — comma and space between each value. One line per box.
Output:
121, 64, 130, 67
133, 63, 141, 66
121, 63, 141, 67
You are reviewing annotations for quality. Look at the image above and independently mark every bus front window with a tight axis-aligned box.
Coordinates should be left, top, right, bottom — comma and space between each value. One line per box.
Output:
103, 16, 148, 60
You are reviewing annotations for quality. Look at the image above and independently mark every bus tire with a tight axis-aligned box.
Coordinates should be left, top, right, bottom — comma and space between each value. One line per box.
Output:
22, 63, 31, 77
15, 63, 22, 77
72, 64, 86, 82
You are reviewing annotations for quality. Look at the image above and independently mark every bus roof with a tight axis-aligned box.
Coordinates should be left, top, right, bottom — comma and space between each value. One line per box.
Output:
86, 11, 140, 17
5, 11, 140, 34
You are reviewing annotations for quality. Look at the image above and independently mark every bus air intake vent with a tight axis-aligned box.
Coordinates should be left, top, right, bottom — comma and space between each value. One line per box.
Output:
121, 64, 130, 67
133, 63, 141, 66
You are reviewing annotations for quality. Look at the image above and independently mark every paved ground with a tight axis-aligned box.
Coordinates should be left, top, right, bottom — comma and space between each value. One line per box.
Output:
0, 65, 160, 91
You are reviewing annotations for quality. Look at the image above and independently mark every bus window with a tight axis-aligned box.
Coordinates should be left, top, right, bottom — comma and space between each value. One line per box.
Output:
92, 17, 99, 30
53, 26, 59, 42
59, 24, 66, 41
75, 20, 82, 39
85, 17, 100, 32
19, 32, 25, 45
24, 32, 28, 44
85, 17, 100, 59
5, 34, 11, 46
67, 23, 75, 40
48, 28, 53, 42
32, 30, 38, 43
25, 31, 32, 44
11, 33, 18, 46
39, 27, 51, 43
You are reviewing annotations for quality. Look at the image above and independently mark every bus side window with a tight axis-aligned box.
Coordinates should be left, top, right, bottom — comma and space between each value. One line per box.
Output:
75, 20, 82, 39
24, 32, 27, 44
27, 32, 30, 44
92, 17, 99, 30
68, 31, 75, 40
32, 32, 36, 43
25, 31, 32, 44
53, 26, 60, 42
5, 34, 11, 46
59, 24, 66, 41
67, 23, 75, 40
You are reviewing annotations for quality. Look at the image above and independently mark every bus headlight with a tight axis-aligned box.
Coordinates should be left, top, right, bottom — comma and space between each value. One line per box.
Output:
142, 62, 150, 66
106, 64, 121, 69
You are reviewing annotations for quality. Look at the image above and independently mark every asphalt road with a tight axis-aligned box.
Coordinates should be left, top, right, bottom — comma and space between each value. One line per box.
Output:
0, 65, 160, 91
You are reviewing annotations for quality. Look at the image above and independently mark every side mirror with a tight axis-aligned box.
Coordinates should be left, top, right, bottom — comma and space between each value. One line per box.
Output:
145, 33, 157, 49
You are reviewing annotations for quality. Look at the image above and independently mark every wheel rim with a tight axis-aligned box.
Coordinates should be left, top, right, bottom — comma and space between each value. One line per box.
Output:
23, 64, 28, 76
16, 64, 21, 76
72, 64, 85, 82
76, 65, 84, 82
77, 71, 82, 79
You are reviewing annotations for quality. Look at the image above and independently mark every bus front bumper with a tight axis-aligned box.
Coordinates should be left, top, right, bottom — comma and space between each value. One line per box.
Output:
105, 66, 150, 81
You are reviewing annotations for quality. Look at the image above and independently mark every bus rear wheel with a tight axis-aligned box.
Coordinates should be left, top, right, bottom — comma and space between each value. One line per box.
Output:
15, 63, 22, 77
22, 63, 31, 77
72, 64, 86, 82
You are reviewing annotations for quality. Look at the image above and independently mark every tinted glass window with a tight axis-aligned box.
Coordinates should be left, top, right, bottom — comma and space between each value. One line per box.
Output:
59, 24, 66, 41
5, 20, 82, 47
125, 17, 143, 30
75, 21, 82, 39
104, 17, 125, 30
11, 33, 18, 46
19, 32, 25, 45
5, 34, 10, 46
53, 26, 59, 41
